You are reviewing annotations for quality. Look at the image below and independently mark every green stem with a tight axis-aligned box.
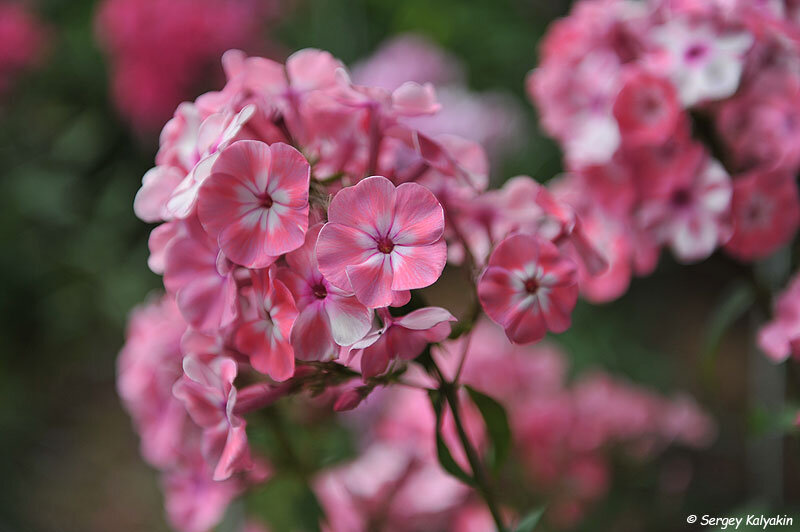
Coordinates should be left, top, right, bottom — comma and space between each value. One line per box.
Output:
429, 358, 507, 532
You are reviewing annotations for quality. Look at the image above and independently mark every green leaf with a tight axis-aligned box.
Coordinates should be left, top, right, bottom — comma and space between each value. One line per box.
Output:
246, 474, 324, 532
514, 506, 546, 532
428, 390, 475, 486
465, 385, 511, 473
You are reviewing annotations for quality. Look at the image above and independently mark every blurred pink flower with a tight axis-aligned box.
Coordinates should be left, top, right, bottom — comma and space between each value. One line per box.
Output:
759, 273, 800, 362
95, 0, 278, 132
478, 233, 578, 344
117, 295, 189, 468
352, 34, 524, 163
638, 158, 733, 262
0, 2, 48, 96
725, 169, 800, 261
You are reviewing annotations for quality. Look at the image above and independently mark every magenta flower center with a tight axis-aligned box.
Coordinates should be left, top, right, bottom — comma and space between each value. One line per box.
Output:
671, 188, 692, 208
524, 277, 540, 294
259, 193, 274, 209
377, 237, 395, 254
312, 283, 328, 299
684, 43, 708, 63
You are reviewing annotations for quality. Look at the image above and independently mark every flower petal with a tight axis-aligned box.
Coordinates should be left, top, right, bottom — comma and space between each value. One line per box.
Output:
291, 304, 337, 361
389, 239, 447, 291
327, 175, 396, 237
325, 294, 373, 346
391, 182, 445, 245
317, 223, 378, 290
345, 253, 394, 308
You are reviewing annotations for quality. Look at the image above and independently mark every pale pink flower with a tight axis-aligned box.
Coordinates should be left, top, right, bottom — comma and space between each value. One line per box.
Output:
198, 140, 310, 268
651, 20, 753, 106
347, 307, 456, 378
165, 104, 257, 219
478, 233, 579, 345
316, 176, 447, 308
235, 268, 298, 381
278, 224, 373, 361
163, 218, 239, 332
134, 166, 185, 223
638, 158, 733, 262
172, 356, 251, 481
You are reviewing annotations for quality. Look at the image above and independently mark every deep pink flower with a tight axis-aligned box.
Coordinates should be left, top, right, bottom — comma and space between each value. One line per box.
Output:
95, 0, 277, 131
235, 268, 298, 381
478, 233, 578, 344
278, 224, 373, 361
0, 3, 48, 96
725, 170, 800, 261
316, 176, 446, 308
172, 356, 251, 481
347, 307, 456, 378
198, 140, 310, 268
613, 69, 680, 147
759, 274, 800, 362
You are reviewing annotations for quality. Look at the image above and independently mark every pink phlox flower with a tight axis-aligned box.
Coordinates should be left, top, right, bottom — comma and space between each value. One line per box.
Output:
117, 295, 189, 468
163, 217, 239, 332
235, 267, 298, 381
278, 223, 373, 361
759, 273, 800, 362
478, 233, 579, 345
638, 156, 733, 262
650, 19, 753, 106
316, 176, 447, 308
165, 104, 257, 219
725, 169, 800, 261
172, 355, 252, 481
197, 140, 310, 268
345, 306, 456, 378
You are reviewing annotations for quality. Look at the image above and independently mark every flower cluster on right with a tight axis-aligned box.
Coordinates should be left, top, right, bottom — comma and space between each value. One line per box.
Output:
530, 0, 800, 303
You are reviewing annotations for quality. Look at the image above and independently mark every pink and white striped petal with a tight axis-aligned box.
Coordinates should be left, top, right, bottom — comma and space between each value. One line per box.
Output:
390, 182, 445, 246
327, 176, 396, 238
346, 253, 394, 308
389, 239, 447, 291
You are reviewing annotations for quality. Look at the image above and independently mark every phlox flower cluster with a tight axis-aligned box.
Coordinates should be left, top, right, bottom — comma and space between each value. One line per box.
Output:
311, 320, 714, 531
530, 0, 800, 303
0, 2, 48, 97
94, 0, 279, 132
121, 46, 607, 531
